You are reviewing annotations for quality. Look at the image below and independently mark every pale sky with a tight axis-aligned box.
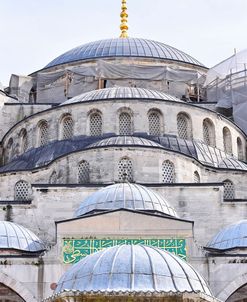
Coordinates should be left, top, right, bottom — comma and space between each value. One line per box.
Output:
0, 0, 247, 86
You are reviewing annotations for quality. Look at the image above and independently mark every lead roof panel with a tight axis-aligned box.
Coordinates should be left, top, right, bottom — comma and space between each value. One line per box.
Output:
0, 135, 246, 173
45, 38, 204, 69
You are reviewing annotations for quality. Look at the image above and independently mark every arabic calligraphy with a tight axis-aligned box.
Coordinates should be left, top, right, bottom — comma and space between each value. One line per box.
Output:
63, 239, 186, 264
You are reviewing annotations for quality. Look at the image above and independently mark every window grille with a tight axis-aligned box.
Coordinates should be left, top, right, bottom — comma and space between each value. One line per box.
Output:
223, 127, 232, 155
39, 121, 49, 146
90, 113, 102, 136
237, 137, 244, 161
14, 181, 31, 201
223, 180, 235, 199
193, 171, 200, 183
49, 171, 57, 184
148, 112, 161, 136
177, 113, 192, 140
203, 119, 215, 147
162, 160, 175, 183
119, 112, 132, 135
118, 158, 133, 182
78, 161, 90, 183
62, 116, 74, 139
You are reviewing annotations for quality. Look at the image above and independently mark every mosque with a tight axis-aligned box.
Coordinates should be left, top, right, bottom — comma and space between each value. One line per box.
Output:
1, 1, 247, 301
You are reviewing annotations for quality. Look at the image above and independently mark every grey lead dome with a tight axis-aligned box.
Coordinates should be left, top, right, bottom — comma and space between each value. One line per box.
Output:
206, 220, 247, 251
55, 244, 212, 296
0, 221, 45, 252
61, 87, 182, 106
75, 183, 177, 217
45, 37, 204, 69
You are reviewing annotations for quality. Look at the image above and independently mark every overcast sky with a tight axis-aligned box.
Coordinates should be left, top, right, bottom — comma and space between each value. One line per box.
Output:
0, 0, 247, 86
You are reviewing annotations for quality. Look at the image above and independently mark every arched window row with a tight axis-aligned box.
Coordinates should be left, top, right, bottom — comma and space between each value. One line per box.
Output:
4, 109, 245, 161
75, 158, 179, 184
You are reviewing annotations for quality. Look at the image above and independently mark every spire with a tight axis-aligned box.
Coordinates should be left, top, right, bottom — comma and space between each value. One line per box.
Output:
120, 0, 129, 38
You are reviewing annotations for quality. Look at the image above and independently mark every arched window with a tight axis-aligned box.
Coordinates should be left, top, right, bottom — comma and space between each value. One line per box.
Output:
203, 118, 216, 147
78, 160, 90, 183
223, 127, 232, 155
148, 111, 161, 136
38, 121, 49, 147
193, 171, 200, 183
223, 180, 235, 199
20, 128, 28, 153
90, 113, 102, 136
237, 137, 244, 161
5, 138, 13, 163
161, 160, 175, 183
49, 171, 57, 184
62, 115, 74, 139
119, 112, 132, 135
177, 113, 192, 140
118, 157, 133, 182
14, 180, 31, 201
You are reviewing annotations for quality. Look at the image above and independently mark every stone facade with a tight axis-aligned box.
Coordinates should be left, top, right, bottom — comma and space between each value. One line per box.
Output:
0, 35, 247, 302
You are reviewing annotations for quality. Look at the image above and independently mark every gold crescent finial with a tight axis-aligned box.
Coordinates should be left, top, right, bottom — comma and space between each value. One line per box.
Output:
120, 0, 128, 38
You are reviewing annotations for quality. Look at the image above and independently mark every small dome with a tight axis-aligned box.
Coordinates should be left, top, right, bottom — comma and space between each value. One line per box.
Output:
55, 244, 212, 296
87, 136, 164, 149
0, 221, 45, 253
206, 220, 247, 251
75, 183, 177, 217
45, 38, 204, 69
61, 87, 182, 106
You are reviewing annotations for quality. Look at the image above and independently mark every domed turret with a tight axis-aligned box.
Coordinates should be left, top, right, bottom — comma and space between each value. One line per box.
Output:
75, 183, 177, 217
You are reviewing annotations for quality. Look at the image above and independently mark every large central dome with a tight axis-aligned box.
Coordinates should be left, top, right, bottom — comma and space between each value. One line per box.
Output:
45, 37, 204, 68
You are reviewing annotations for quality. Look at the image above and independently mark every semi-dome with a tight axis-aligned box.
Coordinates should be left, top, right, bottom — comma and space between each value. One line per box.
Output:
54, 244, 212, 296
61, 86, 182, 106
0, 221, 45, 253
87, 136, 164, 149
45, 38, 204, 69
75, 183, 177, 217
206, 220, 247, 251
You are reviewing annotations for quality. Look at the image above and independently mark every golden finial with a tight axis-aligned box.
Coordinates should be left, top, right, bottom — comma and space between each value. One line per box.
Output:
120, 0, 128, 38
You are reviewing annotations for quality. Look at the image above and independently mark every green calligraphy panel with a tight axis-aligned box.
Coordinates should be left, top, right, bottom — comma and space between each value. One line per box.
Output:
63, 239, 186, 264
